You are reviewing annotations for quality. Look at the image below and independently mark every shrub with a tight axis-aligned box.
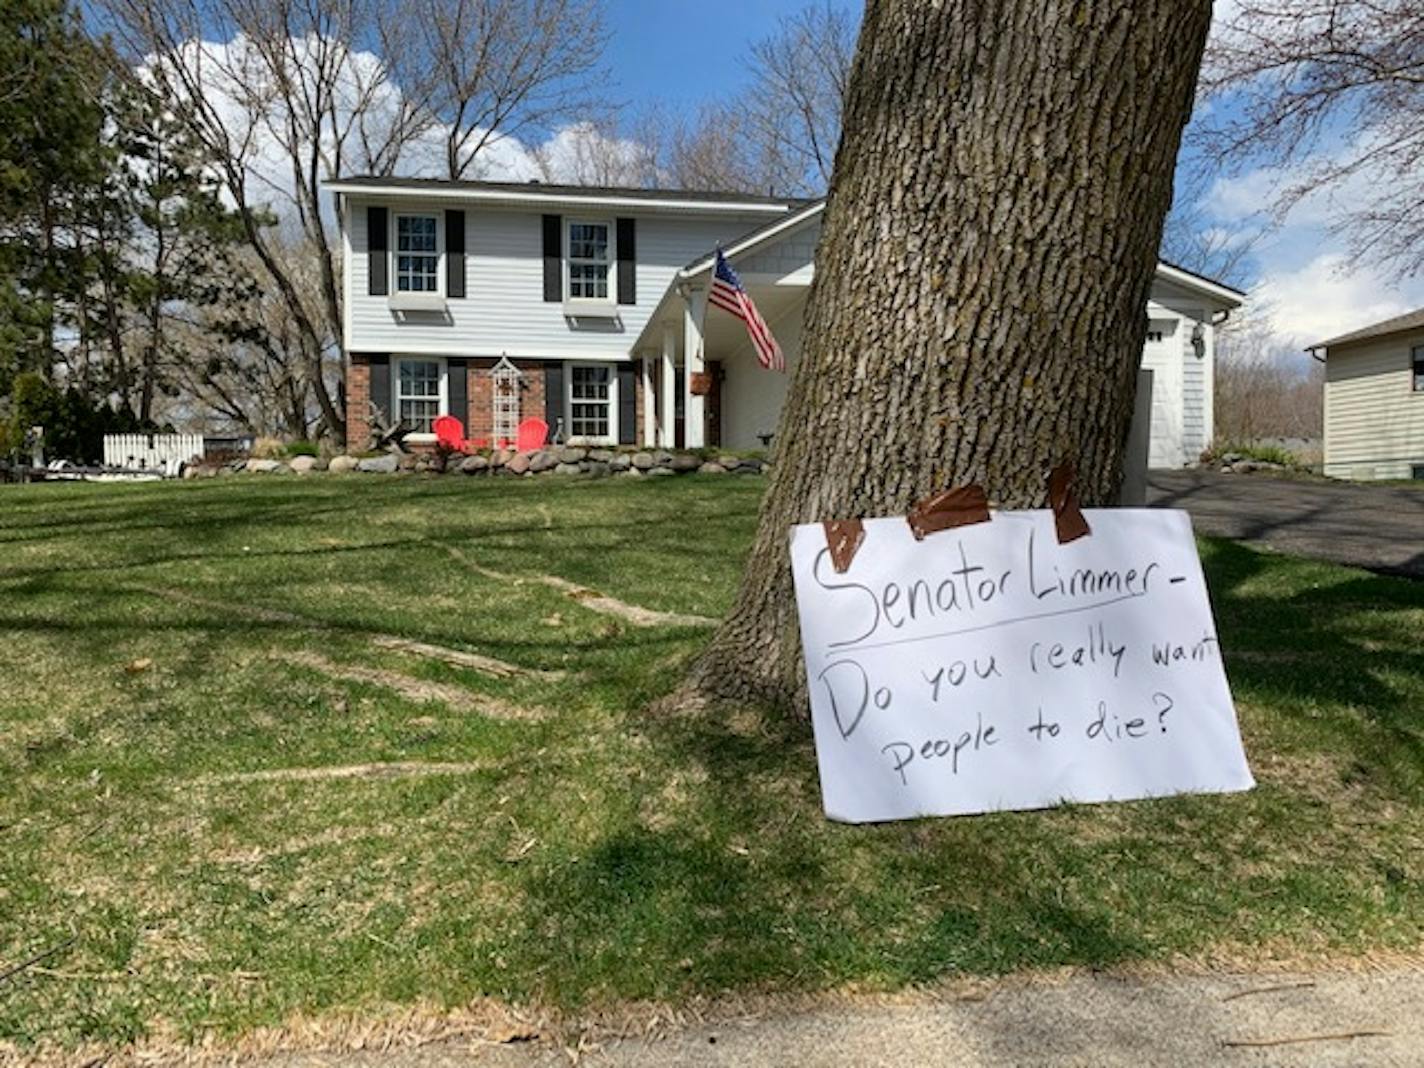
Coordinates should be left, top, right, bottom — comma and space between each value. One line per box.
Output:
250, 436, 286, 460
1203, 441, 1301, 468
285, 440, 320, 458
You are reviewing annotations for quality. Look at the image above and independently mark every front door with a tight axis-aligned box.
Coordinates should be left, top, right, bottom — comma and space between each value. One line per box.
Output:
705, 359, 723, 448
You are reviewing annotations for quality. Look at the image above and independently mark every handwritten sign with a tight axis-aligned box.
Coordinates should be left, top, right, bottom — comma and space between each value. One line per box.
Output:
789, 509, 1253, 823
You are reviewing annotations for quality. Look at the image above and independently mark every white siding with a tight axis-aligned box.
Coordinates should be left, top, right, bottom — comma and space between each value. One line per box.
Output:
734, 221, 818, 281
720, 310, 803, 450
1323, 330, 1424, 480
345, 195, 774, 361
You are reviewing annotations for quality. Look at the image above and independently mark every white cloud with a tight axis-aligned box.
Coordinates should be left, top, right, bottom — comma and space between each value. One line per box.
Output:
1253, 253, 1421, 345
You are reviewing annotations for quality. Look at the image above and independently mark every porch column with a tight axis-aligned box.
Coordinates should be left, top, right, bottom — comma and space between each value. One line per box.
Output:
683, 286, 706, 449
660, 322, 676, 448
641, 354, 655, 447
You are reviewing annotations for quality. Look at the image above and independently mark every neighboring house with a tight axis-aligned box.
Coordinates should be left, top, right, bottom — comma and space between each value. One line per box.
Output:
328, 177, 1244, 466
1309, 307, 1424, 481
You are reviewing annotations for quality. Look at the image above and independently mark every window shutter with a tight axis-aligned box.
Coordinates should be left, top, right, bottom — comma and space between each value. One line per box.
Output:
445, 210, 466, 298
448, 359, 468, 433
368, 207, 388, 296
617, 364, 636, 445
542, 215, 562, 302
616, 218, 636, 305
544, 362, 564, 437
368, 353, 391, 423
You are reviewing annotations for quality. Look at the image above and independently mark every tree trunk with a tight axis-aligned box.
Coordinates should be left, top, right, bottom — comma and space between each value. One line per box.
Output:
690, 0, 1212, 714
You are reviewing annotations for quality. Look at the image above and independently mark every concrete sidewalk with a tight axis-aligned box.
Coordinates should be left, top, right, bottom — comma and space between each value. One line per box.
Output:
258, 968, 1424, 1067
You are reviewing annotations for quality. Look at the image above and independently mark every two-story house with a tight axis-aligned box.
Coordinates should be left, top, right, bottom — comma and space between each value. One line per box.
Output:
329, 176, 1245, 465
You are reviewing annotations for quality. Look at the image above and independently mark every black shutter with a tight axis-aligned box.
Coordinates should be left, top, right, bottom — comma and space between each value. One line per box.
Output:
368, 354, 391, 423
542, 215, 562, 302
368, 207, 388, 296
448, 359, 468, 433
616, 218, 636, 305
543, 362, 564, 438
617, 363, 636, 445
445, 210, 466, 298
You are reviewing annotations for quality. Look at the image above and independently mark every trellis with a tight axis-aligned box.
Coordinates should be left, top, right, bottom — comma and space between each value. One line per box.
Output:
489, 355, 523, 448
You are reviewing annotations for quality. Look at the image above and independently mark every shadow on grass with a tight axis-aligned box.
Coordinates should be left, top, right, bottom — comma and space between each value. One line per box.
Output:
507, 535, 1424, 1003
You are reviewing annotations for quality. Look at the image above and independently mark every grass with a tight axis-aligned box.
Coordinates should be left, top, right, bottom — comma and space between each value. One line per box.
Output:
1, 474, 1422, 1054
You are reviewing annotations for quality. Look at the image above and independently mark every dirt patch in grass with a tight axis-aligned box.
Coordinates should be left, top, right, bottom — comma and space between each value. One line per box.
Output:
272, 650, 544, 721
195, 761, 489, 786
371, 636, 564, 681
441, 543, 715, 628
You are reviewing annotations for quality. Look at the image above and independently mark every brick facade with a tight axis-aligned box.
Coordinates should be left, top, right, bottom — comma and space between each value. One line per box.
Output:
464, 358, 546, 447
345, 355, 373, 452
346, 356, 655, 451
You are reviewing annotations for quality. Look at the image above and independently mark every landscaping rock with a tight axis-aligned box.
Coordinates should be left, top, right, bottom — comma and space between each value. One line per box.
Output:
588, 461, 611, 477
530, 450, 559, 473
559, 446, 588, 464
244, 458, 281, 474
621, 467, 643, 477
669, 454, 700, 473
329, 455, 360, 474
554, 462, 582, 475
698, 462, 727, 474
648, 465, 675, 477
588, 448, 614, 463
397, 453, 419, 471
489, 449, 510, 468
289, 455, 319, 475
359, 453, 400, 474
717, 455, 742, 469
459, 455, 489, 474
610, 454, 632, 471
506, 452, 532, 475
631, 451, 654, 470
310, 456, 329, 472
652, 450, 674, 466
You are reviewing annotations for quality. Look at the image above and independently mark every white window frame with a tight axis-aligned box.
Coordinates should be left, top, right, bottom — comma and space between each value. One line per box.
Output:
564, 217, 616, 309
1412, 345, 1424, 393
392, 212, 442, 298
391, 356, 448, 441
565, 362, 619, 445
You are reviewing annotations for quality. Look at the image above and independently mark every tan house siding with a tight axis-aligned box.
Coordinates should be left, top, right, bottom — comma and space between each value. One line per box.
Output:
1323, 328, 1424, 480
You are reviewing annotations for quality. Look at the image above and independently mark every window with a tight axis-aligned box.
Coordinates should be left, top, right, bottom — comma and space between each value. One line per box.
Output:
1413, 464, 1424, 481
568, 221, 611, 301
569, 364, 613, 441
395, 358, 444, 434
1413, 345, 1424, 392
395, 214, 439, 293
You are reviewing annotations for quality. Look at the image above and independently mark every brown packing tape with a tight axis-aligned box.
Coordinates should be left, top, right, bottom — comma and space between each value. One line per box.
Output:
905, 485, 991, 541
822, 518, 866, 574
1048, 461, 1092, 544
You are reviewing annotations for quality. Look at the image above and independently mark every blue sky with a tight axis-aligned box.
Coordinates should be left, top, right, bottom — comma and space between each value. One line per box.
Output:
601, 0, 858, 110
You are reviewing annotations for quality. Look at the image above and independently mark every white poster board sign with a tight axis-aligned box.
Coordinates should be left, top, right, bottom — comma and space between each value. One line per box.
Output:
789, 509, 1253, 823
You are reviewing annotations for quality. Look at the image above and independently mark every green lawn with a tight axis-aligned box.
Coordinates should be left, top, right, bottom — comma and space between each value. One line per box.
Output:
1, 475, 1422, 1054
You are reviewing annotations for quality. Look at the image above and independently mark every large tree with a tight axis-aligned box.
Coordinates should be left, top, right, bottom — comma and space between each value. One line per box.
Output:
688, 0, 1214, 713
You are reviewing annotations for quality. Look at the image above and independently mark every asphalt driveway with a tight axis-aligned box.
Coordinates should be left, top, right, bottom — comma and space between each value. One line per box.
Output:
1148, 470, 1424, 578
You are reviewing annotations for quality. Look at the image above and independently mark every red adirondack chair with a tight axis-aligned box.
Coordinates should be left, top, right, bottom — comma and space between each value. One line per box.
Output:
515, 417, 548, 452
433, 415, 473, 453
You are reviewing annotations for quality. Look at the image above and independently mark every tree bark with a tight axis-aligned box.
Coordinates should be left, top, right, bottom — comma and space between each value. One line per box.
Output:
689, 0, 1213, 714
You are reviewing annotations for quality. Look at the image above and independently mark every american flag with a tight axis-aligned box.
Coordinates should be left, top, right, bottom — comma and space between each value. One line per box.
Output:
709, 249, 784, 371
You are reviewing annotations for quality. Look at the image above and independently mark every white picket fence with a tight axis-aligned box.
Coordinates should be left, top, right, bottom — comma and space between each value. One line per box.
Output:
102, 433, 205, 474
